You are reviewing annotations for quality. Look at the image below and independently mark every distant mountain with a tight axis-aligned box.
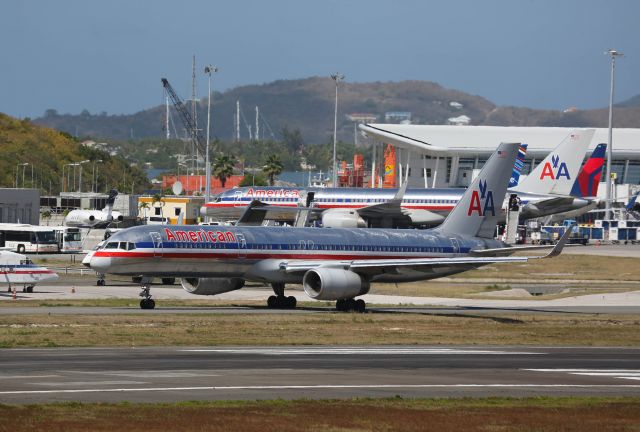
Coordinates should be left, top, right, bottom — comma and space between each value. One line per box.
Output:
34, 77, 640, 144
616, 94, 640, 108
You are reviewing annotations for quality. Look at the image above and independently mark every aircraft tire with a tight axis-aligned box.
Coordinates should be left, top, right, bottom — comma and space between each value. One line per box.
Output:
355, 299, 366, 313
26, 286, 33, 293
286, 296, 297, 309
267, 295, 277, 309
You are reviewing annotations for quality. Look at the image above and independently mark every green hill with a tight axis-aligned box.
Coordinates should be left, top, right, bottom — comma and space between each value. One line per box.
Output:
33, 78, 640, 146
0, 113, 150, 194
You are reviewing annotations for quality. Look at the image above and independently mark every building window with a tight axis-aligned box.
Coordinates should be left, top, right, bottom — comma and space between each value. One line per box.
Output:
174, 208, 181, 216
154, 207, 161, 216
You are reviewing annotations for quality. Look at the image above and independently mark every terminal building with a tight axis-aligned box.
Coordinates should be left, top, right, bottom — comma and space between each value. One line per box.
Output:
0, 188, 40, 225
360, 125, 640, 203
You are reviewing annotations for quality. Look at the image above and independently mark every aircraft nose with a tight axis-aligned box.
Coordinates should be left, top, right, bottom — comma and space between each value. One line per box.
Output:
87, 255, 112, 273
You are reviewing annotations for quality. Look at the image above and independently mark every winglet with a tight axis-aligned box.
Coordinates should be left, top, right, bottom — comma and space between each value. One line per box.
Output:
393, 181, 409, 202
543, 223, 575, 258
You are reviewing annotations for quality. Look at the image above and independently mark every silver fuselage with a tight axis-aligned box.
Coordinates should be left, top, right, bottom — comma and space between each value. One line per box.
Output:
88, 224, 504, 284
201, 186, 593, 222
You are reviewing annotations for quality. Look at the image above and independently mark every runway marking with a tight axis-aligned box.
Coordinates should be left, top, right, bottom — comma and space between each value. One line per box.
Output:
33, 381, 148, 386
1, 384, 640, 396
181, 348, 542, 355
0, 375, 59, 379
525, 369, 640, 382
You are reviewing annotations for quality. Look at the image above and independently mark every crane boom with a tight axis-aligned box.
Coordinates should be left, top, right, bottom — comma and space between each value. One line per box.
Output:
161, 78, 206, 155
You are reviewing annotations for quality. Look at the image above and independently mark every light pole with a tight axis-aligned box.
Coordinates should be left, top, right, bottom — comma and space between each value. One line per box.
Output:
331, 73, 345, 187
64, 163, 77, 192
92, 159, 103, 193
21, 163, 29, 188
78, 160, 90, 193
204, 65, 218, 204
604, 49, 624, 220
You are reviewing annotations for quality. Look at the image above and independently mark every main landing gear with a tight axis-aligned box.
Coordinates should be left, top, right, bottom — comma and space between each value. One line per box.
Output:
138, 277, 155, 310
267, 282, 297, 309
336, 298, 366, 313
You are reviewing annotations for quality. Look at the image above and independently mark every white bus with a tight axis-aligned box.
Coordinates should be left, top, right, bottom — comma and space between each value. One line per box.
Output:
0, 224, 59, 253
52, 226, 84, 253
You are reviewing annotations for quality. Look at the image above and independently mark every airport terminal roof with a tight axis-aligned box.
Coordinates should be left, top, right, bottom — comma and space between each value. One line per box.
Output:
360, 124, 640, 159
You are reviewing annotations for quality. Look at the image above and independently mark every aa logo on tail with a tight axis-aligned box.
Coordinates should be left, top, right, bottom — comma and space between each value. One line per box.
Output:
540, 154, 570, 180
467, 179, 495, 216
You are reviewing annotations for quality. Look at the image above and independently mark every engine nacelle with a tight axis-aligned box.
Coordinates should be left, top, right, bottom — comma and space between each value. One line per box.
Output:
321, 209, 366, 228
181, 277, 245, 295
403, 209, 445, 226
303, 268, 369, 300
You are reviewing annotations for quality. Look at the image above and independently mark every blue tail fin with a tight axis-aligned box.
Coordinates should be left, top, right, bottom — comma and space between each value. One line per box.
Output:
508, 144, 528, 188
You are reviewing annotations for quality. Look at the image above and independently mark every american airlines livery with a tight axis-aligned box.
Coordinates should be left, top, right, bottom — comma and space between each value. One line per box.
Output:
85, 143, 572, 311
1, 250, 59, 293
202, 130, 597, 228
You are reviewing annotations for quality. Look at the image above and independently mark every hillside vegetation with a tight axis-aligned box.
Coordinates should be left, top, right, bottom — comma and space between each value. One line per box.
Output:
0, 113, 150, 194
35, 77, 640, 145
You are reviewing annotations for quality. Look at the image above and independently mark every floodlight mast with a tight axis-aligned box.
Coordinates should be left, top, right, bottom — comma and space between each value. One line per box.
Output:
331, 73, 345, 187
604, 49, 624, 220
204, 65, 219, 205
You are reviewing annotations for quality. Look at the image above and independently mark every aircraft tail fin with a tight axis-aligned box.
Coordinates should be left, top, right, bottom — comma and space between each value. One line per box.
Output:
626, 191, 640, 211
508, 144, 528, 188
438, 143, 519, 239
570, 143, 607, 198
512, 129, 594, 195
103, 189, 118, 221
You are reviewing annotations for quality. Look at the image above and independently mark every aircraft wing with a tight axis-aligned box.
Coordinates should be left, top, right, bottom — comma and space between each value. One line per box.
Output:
469, 223, 575, 258
525, 196, 575, 211
282, 225, 574, 274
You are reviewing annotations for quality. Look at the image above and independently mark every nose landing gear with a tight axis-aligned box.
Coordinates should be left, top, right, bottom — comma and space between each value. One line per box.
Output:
138, 277, 155, 309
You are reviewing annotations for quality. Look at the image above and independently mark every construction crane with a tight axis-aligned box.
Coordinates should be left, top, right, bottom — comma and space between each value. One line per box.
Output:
161, 78, 206, 156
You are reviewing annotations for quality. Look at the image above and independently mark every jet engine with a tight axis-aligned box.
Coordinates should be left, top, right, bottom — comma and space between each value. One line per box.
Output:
303, 268, 369, 300
181, 277, 245, 295
403, 209, 445, 227
321, 209, 366, 228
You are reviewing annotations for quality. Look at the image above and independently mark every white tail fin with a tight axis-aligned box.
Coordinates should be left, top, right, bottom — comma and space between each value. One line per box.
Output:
511, 129, 594, 196
438, 143, 519, 239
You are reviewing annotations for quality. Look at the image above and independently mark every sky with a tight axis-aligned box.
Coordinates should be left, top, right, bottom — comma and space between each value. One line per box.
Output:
1, 0, 638, 119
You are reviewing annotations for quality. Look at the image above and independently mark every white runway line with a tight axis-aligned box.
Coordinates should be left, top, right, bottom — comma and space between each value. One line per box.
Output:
181, 348, 543, 355
2, 383, 640, 396
525, 369, 640, 381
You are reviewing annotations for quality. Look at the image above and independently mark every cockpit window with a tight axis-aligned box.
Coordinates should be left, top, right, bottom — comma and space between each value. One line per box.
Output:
127, 242, 136, 250
119, 242, 128, 250
105, 242, 119, 249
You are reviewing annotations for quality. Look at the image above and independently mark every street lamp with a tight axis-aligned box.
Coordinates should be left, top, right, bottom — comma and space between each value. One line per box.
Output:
77, 160, 90, 193
331, 73, 345, 187
21, 163, 30, 188
204, 65, 218, 204
604, 49, 624, 220
92, 159, 103, 193
16, 163, 28, 188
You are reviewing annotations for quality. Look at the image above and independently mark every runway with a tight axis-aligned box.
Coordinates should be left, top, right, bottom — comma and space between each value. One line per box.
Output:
1, 346, 639, 403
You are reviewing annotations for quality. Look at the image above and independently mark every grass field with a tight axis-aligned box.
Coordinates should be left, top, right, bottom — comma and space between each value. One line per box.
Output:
1, 397, 639, 431
2, 311, 639, 348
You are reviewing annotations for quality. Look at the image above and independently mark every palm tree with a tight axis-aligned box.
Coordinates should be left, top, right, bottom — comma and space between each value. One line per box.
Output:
138, 201, 150, 220
262, 154, 283, 186
213, 154, 236, 188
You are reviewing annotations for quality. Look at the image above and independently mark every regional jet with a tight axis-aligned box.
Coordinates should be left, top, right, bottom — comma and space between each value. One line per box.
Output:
85, 143, 572, 311
64, 189, 123, 228
202, 130, 597, 228
1, 250, 59, 293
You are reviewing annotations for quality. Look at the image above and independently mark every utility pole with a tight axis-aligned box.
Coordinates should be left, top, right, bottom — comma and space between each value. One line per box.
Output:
236, 100, 240, 142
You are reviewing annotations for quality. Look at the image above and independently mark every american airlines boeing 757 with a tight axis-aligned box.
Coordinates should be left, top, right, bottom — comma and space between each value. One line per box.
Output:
85, 143, 572, 311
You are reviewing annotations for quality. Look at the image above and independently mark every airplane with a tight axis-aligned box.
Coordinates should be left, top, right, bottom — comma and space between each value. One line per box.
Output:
201, 130, 597, 227
64, 189, 123, 228
1, 250, 59, 293
85, 142, 573, 312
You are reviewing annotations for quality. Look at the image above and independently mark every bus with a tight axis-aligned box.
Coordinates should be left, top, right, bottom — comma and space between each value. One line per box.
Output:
52, 226, 84, 253
0, 224, 59, 253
